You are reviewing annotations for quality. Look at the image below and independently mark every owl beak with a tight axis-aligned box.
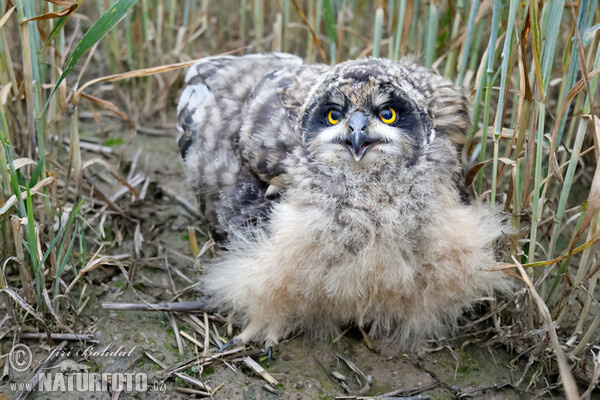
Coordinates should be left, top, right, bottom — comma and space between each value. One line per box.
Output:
345, 111, 375, 162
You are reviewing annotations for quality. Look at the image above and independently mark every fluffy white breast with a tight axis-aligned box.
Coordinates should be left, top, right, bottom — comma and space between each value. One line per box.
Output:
201, 157, 511, 348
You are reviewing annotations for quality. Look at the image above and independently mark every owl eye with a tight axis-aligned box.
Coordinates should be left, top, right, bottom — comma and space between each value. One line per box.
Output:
327, 109, 342, 125
379, 107, 397, 124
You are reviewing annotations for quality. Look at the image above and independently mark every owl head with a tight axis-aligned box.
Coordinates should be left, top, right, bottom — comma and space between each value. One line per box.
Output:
299, 59, 469, 169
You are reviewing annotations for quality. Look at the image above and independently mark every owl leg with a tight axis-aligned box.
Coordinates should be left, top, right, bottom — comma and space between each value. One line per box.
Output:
218, 318, 265, 352
218, 326, 275, 365
227, 315, 284, 365
235, 319, 263, 343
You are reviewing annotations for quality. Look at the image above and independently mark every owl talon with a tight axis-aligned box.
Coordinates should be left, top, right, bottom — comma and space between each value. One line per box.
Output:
219, 339, 238, 353
266, 346, 273, 367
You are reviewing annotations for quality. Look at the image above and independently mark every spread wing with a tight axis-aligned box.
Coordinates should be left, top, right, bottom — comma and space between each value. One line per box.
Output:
177, 53, 312, 237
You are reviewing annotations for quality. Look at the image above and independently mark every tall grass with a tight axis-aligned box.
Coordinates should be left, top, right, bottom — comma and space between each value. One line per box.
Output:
0, 0, 598, 396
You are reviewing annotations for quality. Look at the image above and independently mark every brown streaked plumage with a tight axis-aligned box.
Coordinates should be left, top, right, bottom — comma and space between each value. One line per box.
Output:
177, 53, 512, 350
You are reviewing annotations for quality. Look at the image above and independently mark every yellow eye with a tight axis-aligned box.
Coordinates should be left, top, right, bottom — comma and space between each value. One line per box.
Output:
328, 109, 341, 125
379, 107, 397, 124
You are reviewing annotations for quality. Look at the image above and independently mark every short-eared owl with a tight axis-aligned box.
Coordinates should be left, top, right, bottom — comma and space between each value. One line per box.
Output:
177, 53, 511, 350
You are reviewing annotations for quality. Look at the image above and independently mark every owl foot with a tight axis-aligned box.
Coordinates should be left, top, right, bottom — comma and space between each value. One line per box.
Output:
218, 338, 238, 353
220, 338, 275, 365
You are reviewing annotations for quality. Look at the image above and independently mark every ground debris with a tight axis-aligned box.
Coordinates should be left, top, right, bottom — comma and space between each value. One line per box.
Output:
243, 356, 279, 386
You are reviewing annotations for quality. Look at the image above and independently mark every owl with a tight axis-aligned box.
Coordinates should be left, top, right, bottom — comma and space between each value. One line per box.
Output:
177, 53, 511, 352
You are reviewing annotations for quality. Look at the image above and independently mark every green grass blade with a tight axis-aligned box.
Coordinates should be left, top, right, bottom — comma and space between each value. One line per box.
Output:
25, 185, 42, 302
529, 0, 545, 99
457, 0, 479, 86
76, 216, 87, 272
528, 105, 546, 263
540, 0, 566, 90
424, 1, 439, 67
0, 107, 26, 217
28, 157, 45, 189
323, 0, 337, 45
476, 0, 502, 194
372, 7, 384, 58
443, 1, 463, 78
554, 0, 594, 146
38, 198, 84, 270
54, 225, 77, 299
46, 0, 82, 44
407, 0, 421, 53
42, 0, 139, 114
392, 0, 407, 60
490, 0, 518, 206
529, 0, 568, 263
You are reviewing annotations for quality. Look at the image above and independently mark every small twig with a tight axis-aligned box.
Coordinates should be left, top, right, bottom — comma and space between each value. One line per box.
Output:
212, 321, 227, 348
203, 312, 210, 359
179, 330, 204, 349
332, 327, 351, 344
82, 172, 124, 214
336, 396, 431, 400
158, 347, 249, 379
163, 253, 177, 296
182, 314, 230, 347
459, 382, 517, 397
175, 387, 211, 396
188, 226, 200, 258
136, 125, 175, 137
127, 147, 143, 182
145, 351, 212, 392
377, 382, 438, 398
334, 352, 367, 379
67, 253, 129, 293
359, 327, 375, 350
1, 288, 46, 325
93, 173, 145, 218
0, 314, 10, 331
212, 382, 226, 395
101, 301, 212, 312
582, 349, 600, 399
197, 239, 216, 259
52, 134, 114, 155
139, 177, 151, 200
166, 260, 194, 285
263, 384, 280, 395
17, 332, 96, 342
42, 289, 71, 333
243, 356, 278, 386
167, 312, 184, 356
160, 186, 201, 218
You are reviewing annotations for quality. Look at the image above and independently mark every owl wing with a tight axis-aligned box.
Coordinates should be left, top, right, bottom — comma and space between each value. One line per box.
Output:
237, 64, 328, 190
178, 53, 304, 159
177, 53, 307, 237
